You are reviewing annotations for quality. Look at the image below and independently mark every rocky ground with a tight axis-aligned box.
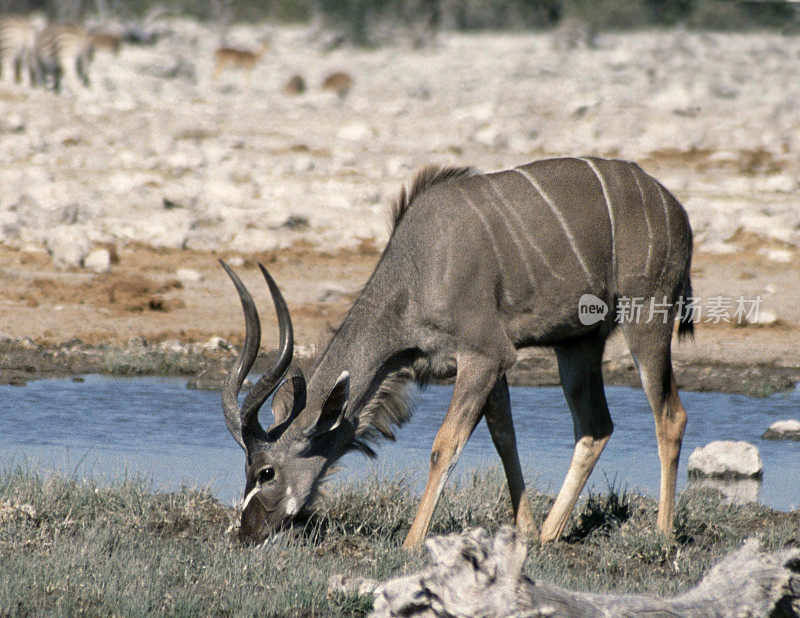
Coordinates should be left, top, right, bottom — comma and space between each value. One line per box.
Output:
0, 21, 798, 395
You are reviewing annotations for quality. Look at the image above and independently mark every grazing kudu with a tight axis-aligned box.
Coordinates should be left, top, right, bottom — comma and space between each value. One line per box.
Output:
220, 157, 693, 548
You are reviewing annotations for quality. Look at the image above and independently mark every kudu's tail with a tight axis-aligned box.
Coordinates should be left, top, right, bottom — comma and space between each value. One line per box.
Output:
676, 268, 695, 341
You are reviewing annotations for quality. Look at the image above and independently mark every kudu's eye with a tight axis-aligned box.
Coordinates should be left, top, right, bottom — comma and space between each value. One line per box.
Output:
258, 467, 275, 485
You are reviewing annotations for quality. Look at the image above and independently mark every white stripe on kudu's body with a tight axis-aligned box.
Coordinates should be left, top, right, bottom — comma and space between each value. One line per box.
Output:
655, 181, 673, 280
475, 180, 542, 285
631, 167, 655, 277
218, 157, 694, 550
455, 185, 515, 302
579, 157, 617, 279
513, 166, 593, 281
485, 175, 564, 282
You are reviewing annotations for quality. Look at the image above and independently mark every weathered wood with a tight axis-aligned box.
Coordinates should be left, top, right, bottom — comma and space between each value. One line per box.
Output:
366, 526, 800, 617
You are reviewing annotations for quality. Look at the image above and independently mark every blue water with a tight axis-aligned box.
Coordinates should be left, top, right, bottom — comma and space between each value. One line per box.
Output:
1, 376, 798, 510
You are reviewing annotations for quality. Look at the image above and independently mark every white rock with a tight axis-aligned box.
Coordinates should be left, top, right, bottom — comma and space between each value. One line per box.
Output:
294, 343, 316, 359
327, 574, 378, 598
177, 268, 204, 284
318, 283, 351, 303
50, 127, 82, 146
384, 156, 409, 177
451, 102, 495, 124
758, 247, 793, 263
688, 441, 763, 479
203, 336, 235, 352
226, 255, 245, 267
336, 122, 374, 142
45, 226, 92, 269
84, 248, 112, 273
1, 114, 25, 133
762, 419, 800, 441
700, 242, 739, 255
749, 309, 778, 326
759, 174, 797, 194
291, 154, 315, 173
474, 125, 508, 148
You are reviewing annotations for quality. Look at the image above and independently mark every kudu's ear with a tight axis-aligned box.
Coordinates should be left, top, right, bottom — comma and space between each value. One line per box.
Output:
269, 374, 306, 429
307, 371, 349, 437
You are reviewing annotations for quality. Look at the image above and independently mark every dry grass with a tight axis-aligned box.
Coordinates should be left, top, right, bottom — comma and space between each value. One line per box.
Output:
1, 466, 798, 615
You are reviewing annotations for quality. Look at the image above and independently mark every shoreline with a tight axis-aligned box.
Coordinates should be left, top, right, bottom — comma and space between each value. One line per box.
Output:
1, 242, 798, 398
2, 335, 798, 398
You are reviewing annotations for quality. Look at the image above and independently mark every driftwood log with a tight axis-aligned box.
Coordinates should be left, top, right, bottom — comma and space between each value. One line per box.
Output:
337, 526, 800, 617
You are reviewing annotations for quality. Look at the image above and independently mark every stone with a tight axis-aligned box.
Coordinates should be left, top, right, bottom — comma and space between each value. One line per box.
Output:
317, 283, 351, 303
688, 441, 763, 479
701, 242, 740, 255
45, 226, 92, 270
0, 500, 36, 522
1, 114, 25, 133
84, 248, 112, 273
749, 310, 779, 326
759, 174, 797, 194
337, 122, 374, 143
176, 268, 204, 284
327, 574, 378, 598
202, 336, 236, 353
473, 125, 508, 148
758, 248, 793, 263
762, 419, 800, 441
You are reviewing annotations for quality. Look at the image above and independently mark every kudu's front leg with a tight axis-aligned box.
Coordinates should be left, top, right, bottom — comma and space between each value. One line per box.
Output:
402, 354, 503, 549
484, 375, 536, 538
540, 338, 612, 543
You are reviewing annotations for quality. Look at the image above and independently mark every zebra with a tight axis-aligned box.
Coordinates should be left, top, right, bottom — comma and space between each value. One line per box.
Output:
32, 23, 94, 92
0, 16, 38, 85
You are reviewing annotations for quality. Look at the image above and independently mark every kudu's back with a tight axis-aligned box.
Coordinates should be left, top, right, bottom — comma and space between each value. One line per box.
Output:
381, 157, 692, 354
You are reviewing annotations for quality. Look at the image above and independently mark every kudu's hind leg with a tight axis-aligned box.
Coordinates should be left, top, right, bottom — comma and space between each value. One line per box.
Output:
484, 375, 536, 538
540, 338, 612, 542
624, 324, 687, 536
402, 353, 504, 549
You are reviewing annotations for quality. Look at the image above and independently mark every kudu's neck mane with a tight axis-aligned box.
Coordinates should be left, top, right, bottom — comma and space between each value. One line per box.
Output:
304, 165, 478, 456
390, 165, 476, 232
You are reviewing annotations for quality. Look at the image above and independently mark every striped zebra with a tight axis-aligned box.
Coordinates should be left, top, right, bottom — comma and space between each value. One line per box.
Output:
0, 16, 38, 85
32, 23, 94, 92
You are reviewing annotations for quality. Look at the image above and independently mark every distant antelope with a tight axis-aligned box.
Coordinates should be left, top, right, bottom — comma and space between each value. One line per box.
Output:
0, 16, 37, 84
212, 42, 268, 80
321, 71, 353, 98
283, 73, 306, 95
32, 24, 94, 92
220, 157, 693, 548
